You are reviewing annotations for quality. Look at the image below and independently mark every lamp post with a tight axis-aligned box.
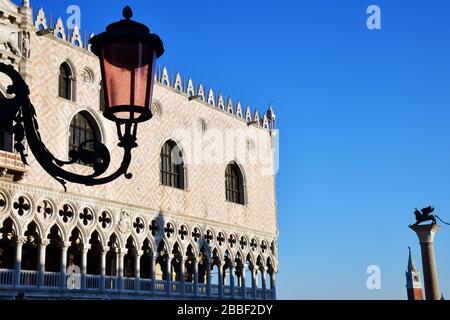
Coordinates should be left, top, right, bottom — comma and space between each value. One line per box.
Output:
0, 6, 164, 190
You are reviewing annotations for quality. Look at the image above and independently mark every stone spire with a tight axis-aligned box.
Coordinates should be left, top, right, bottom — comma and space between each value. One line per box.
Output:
22, 0, 30, 7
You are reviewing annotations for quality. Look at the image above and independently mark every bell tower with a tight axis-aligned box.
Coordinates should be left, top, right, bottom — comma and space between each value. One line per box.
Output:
405, 247, 423, 300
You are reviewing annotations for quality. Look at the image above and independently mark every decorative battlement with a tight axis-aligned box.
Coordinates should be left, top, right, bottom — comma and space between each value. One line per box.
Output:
32, 6, 277, 130
155, 66, 276, 130
34, 7, 94, 52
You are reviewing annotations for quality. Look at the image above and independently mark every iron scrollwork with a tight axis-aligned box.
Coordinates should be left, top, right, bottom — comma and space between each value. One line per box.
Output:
0, 62, 138, 191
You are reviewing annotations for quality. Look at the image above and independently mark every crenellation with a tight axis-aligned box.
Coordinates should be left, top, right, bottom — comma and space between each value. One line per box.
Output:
70, 25, 82, 48
34, 7, 47, 29
253, 110, 260, 125
152, 65, 276, 129
197, 83, 205, 101
263, 114, 269, 129
227, 97, 234, 114
160, 66, 170, 86
186, 78, 195, 97
173, 72, 182, 92
245, 106, 252, 123
236, 101, 243, 119
207, 88, 215, 106
217, 93, 225, 111
53, 16, 65, 40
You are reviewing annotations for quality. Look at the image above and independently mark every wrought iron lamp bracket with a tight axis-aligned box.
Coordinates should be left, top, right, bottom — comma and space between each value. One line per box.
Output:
0, 62, 137, 191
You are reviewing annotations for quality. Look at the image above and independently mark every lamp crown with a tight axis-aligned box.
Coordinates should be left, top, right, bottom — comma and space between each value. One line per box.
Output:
123, 6, 133, 20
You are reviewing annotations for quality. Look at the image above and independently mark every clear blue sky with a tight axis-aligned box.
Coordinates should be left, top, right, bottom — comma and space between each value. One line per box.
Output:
22, 0, 450, 299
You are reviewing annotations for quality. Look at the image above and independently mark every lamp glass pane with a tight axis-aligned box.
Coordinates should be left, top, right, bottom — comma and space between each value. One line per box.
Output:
102, 41, 155, 120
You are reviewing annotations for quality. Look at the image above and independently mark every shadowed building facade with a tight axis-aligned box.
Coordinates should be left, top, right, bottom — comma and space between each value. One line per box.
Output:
0, 0, 278, 299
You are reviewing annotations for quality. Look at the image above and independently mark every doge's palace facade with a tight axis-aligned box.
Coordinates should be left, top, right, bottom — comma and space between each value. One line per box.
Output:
0, 0, 278, 299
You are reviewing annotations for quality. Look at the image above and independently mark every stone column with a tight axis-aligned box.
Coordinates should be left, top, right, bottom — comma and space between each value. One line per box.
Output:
118, 248, 125, 291
60, 241, 70, 289
193, 258, 199, 296
229, 262, 235, 299
261, 268, 267, 300
135, 250, 142, 293
218, 261, 223, 298
206, 260, 211, 297
38, 239, 50, 288
100, 246, 108, 292
14, 236, 27, 287
241, 264, 246, 299
409, 224, 441, 300
271, 272, 277, 300
180, 256, 186, 296
166, 254, 173, 295
251, 267, 257, 299
151, 252, 157, 294
80, 244, 90, 290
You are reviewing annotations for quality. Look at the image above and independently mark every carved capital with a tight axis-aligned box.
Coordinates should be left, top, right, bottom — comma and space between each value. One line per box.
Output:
40, 239, 51, 247
62, 241, 72, 249
409, 223, 440, 243
16, 235, 28, 245
135, 249, 143, 257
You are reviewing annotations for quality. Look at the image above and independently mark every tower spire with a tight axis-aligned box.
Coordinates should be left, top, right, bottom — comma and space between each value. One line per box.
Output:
405, 247, 423, 300
408, 246, 416, 271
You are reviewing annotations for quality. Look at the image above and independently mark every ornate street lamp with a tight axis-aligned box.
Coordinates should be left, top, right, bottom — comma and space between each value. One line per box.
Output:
0, 6, 164, 190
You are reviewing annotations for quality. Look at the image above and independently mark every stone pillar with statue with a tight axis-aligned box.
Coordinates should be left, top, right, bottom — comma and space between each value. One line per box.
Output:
409, 205, 449, 300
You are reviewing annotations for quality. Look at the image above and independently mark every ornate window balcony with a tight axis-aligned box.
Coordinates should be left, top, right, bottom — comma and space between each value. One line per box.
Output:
0, 150, 26, 182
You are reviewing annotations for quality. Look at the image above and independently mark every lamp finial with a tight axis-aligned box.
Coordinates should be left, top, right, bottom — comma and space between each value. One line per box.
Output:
123, 6, 133, 20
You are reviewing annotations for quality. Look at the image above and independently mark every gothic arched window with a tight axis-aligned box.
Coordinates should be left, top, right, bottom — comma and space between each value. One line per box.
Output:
225, 162, 245, 205
160, 140, 185, 189
59, 62, 74, 101
69, 112, 101, 167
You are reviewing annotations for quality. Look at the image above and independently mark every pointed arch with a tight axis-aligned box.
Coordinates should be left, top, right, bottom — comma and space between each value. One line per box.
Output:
87, 228, 105, 246
142, 237, 155, 253
25, 221, 42, 239
225, 161, 246, 205
22, 222, 42, 271
68, 226, 85, 244
107, 232, 121, 249
0, 218, 17, 269
45, 224, 63, 273
200, 243, 211, 260
160, 139, 186, 189
105, 233, 120, 277
86, 230, 102, 275
171, 240, 184, 255
46, 223, 63, 242
123, 235, 137, 278
59, 61, 75, 101
68, 110, 102, 167
140, 238, 154, 279
0, 215, 20, 237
